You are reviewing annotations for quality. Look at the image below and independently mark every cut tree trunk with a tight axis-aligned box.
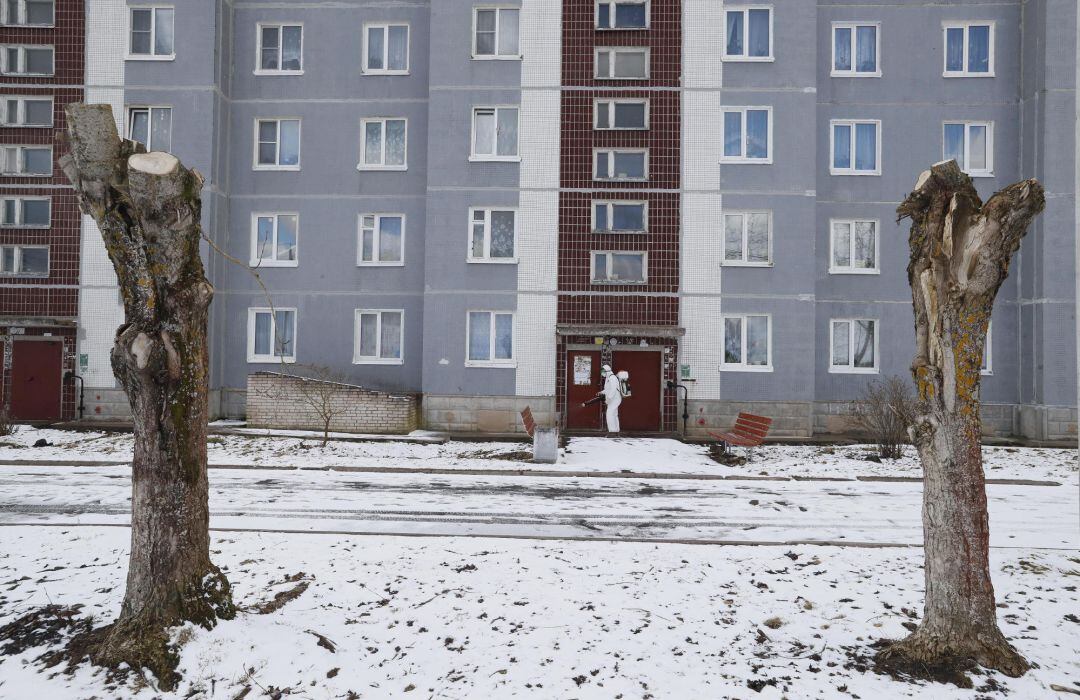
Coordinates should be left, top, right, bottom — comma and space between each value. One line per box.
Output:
60, 104, 234, 689
875, 160, 1044, 683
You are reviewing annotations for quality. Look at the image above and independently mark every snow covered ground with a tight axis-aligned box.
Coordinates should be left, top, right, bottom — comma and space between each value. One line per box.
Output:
0, 527, 1077, 699
0, 427, 1075, 483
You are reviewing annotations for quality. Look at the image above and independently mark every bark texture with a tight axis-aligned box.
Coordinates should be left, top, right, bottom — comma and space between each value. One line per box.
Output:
875, 160, 1044, 682
60, 104, 234, 688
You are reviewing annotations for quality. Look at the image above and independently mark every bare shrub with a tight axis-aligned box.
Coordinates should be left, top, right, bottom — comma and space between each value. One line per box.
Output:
851, 376, 916, 459
0, 408, 14, 437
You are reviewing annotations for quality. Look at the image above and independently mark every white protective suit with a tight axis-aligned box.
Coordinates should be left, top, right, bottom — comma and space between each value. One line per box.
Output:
601, 367, 623, 433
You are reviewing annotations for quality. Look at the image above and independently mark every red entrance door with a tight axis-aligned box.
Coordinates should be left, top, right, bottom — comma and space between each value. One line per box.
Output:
566, 349, 603, 430
11, 340, 63, 421
611, 350, 662, 432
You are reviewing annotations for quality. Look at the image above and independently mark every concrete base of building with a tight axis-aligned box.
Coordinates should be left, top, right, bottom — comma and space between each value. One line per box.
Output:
77, 386, 130, 421
423, 395, 556, 435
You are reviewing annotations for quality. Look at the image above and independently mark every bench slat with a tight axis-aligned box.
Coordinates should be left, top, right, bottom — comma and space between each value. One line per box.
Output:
709, 412, 773, 449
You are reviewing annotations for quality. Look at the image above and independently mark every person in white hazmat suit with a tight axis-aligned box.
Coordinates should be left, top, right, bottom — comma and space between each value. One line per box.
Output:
600, 364, 624, 433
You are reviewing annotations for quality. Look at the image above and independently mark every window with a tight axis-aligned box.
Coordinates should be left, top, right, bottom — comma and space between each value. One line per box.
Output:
250, 213, 298, 267
830, 219, 878, 274
467, 311, 514, 366
591, 251, 647, 284
594, 149, 647, 181
0, 145, 51, 176
1, 0, 54, 26
724, 6, 772, 60
248, 308, 296, 363
358, 213, 404, 265
257, 23, 302, 73
831, 120, 880, 175
594, 98, 648, 130
594, 47, 649, 79
830, 319, 878, 373
0, 245, 48, 276
354, 310, 403, 364
593, 201, 647, 233
469, 208, 516, 262
471, 107, 518, 161
723, 211, 771, 265
359, 118, 407, 169
129, 6, 174, 59
944, 121, 993, 176
363, 23, 409, 74
596, 0, 648, 29
0, 197, 49, 227
473, 7, 519, 58
254, 118, 300, 170
721, 107, 771, 163
832, 22, 879, 76
0, 96, 51, 127
1, 45, 53, 75
944, 22, 993, 77
127, 106, 172, 152
981, 321, 992, 375
722, 314, 771, 371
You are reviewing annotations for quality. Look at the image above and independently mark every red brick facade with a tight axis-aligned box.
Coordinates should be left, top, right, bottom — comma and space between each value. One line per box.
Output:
1, 0, 84, 421
557, 1, 682, 433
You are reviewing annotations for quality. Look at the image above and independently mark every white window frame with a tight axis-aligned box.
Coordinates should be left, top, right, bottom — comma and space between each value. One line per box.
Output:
0, 244, 49, 277
357, 213, 406, 266
467, 207, 518, 263
590, 250, 648, 285
255, 22, 304, 75
472, 6, 520, 60
249, 212, 299, 268
981, 321, 993, 375
594, 46, 650, 79
353, 309, 405, 365
593, 98, 649, 131
943, 120, 994, 177
126, 106, 173, 152
0, 145, 51, 176
719, 106, 773, 164
358, 117, 408, 171
465, 310, 516, 368
0, 44, 54, 76
127, 5, 175, 61
253, 118, 302, 171
0, 196, 50, 227
362, 22, 410, 75
828, 219, 880, 275
592, 200, 648, 234
722, 210, 772, 266
721, 313, 773, 372
246, 307, 297, 364
469, 106, 520, 162
593, 148, 649, 182
722, 5, 774, 62
943, 21, 995, 78
830, 22, 881, 78
1, 0, 55, 27
830, 119, 882, 176
595, 0, 650, 30
0, 96, 52, 127
829, 318, 879, 374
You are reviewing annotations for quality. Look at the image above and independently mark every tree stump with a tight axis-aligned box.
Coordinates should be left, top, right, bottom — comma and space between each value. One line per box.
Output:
60, 104, 234, 689
875, 160, 1044, 684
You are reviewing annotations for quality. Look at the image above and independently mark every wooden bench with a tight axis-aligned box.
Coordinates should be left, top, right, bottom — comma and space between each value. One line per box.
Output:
707, 412, 773, 453
521, 406, 558, 463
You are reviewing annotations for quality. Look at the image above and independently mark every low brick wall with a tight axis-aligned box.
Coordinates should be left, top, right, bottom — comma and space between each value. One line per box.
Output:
423, 395, 555, 434
687, 400, 813, 439
246, 372, 418, 434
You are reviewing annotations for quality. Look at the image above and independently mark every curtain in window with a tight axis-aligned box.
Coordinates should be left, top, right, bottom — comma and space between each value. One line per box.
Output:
469, 312, 491, 361
967, 25, 989, 72
724, 112, 742, 157
282, 26, 302, 70
150, 108, 171, 152
944, 123, 965, 165
386, 120, 406, 165
494, 315, 513, 359
833, 27, 851, 70
832, 321, 850, 365
747, 9, 769, 57
614, 51, 647, 78
855, 26, 876, 72
968, 125, 987, 170
277, 215, 297, 261
381, 313, 402, 359
854, 222, 875, 268
279, 121, 300, 166
854, 320, 875, 368
388, 26, 408, 70
747, 213, 769, 262
833, 125, 851, 169
471, 212, 486, 257
154, 8, 174, 55
746, 110, 768, 159
724, 318, 742, 364
724, 214, 743, 260
945, 27, 964, 71
367, 27, 384, 70
275, 311, 294, 357
254, 313, 271, 356
725, 11, 743, 56
256, 217, 274, 260
474, 111, 495, 155
379, 216, 402, 262
746, 316, 768, 365
832, 222, 851, 267
358, 313, 378, 357
130, 110, 149, 147
854, 123, 876, 171
498, 9, 519, 55
496, 108, 518, 156
490, 211, 515, 257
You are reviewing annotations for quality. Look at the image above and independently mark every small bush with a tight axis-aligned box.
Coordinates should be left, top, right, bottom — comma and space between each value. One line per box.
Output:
851, 376, 916, 459
0, 408, 14, 437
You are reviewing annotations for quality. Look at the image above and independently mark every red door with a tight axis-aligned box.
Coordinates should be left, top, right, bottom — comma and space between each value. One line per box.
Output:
611, 350, 662, 432
11, 340, 63, 421
566, 349, 603, 430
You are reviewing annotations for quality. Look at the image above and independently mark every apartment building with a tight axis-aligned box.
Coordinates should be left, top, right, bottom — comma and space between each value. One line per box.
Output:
58, 0, 1080, 439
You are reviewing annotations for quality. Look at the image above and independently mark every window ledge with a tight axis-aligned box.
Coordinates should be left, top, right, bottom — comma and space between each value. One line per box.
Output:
980, 370, 993, 376
465, 360, 517, 369
357, 261, 405, 267
592, 230, 648, 235
126, 54, 176, 62
830, 71, 882, 78
722, 261, 774, 268
248, 356, 297, 364
353, 358, 404, 366
0, 224, 50, 230
722, 56, 775, 63
595, 127, 649, 132
2, 72, 54, 78
467, 257, 519, 264
720, 157, 773, 165
593, 178, 649, 183
471, 54, 522, 61
830, 169, 881, 177
828, 367, 879, 375
594, 75, 651, 81
0, 274, 48, 279
720, 365, 773, 373
254, 165, 302, 172
591, 280, 648, 286
0, 23, 55, 29
249, 260, 299, 268
595, 26, 649, 31
357, 164, 408, 172
468, 156, 521, 163
829, 268, 880, 275
943, 71, 995, 78
0, 124, 53, 129
254, 69, 305, 76
1, 173, 50, 178
362, 70, 410, 76
965, 170, 995, 179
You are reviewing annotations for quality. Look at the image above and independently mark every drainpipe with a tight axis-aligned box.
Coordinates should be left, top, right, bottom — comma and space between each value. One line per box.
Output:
667, 381, 689, 437
64, 371, 85, 421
